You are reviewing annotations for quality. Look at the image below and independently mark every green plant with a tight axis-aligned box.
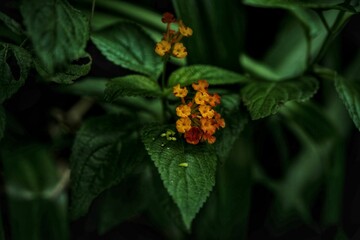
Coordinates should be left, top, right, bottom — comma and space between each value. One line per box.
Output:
1, 0, 360, 239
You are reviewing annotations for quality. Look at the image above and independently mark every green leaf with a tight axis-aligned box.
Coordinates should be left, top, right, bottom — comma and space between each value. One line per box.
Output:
0, 106, 5, 141
241, 10, 342, 81
91, 22, 162, 80
70, 114, 145, 220
215, 95, 248, 161
104, 75, 161, 100
172, 0, 244, 71
0, 43, 32, 103
35, 53, 92, 84
168, 65, 249, 88
0, 11, 23, 35
20, 0, 89, 73
141, 124, 217, 230
1, 144, 69, 240
57, 77, 107, 97
335, 76, 360, 131
243, 0, 343, 9
280, 102, 337, 143
240, 54, 282, 81
241, 77, 319, 120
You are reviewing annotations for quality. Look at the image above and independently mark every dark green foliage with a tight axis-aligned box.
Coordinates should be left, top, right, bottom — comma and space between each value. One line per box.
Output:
1, 0, 359, 239
142, 124, 217, 230
91, 22, 162, 80
20, 0, 89, 73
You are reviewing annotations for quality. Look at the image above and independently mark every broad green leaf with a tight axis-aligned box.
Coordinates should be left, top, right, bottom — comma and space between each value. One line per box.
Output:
142, 124, 217, 230
57, 77, 107, 97
21, 0, 89, 73
168, 65, 249, 88
243, 0, 343, 9
97, 173, 149, 235
241, 77, 319, 120
1, 144, 68, 240
70, 115, 145, 220
0, 43, 31, 103
215, 95, 248, 161
0, 107, 5, 141
35, 53, 92, 84
0, 11, 23, 35
172, 0, 244, 71
240, 54, 282, 81
335, 76, 360, 131
105, 75, 161, 100
91, 22, 162, 80
280, 102, 337, 143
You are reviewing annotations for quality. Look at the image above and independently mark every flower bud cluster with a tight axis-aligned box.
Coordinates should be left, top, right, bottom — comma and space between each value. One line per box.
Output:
155, 12, 193, 59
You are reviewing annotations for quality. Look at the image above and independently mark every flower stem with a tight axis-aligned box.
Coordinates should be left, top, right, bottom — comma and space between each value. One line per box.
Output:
90, 0, 97, 31
161, 55, 169, 122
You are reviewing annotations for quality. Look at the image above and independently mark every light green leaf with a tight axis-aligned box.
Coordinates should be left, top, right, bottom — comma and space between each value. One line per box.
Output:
91, 22, 162, 80
57, 77, 107, 97
0, 107, 5, 141
168, 65, 249, 88
243, 0, 343, 9
215, 95, 248, 161
35, 53, 92, 84
142, 124, 217, 230
105, 75, 161, 100
240, 54, 282, 81
335, 76, 360, 131
0, 11, 23, 35
0, 43, 32, 103
21, 0, 89, 73
241, 77, 319, 120
70, 115, 145, 220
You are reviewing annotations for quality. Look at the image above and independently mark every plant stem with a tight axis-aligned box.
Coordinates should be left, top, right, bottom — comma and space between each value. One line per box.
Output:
161, 55, 169, 123
90, 0, 97, 31
312, 10, 346, 66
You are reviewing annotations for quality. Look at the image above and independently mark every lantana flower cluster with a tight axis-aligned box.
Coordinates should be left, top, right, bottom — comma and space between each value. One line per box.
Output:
173, 80, 225, 145
155, 12, 193, 58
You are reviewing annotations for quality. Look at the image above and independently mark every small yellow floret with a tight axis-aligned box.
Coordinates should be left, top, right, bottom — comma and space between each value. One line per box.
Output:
155, 40, 171, 56
199, 105, 214, 118
172, 42, 188, 58
176, 104, 191, 117
178, 20, 193, 37
200, 118, 216, 135
173, 84, 188, 98
194, 91, 209, 105
192, 80, 209, 92
176, 117, 192, 133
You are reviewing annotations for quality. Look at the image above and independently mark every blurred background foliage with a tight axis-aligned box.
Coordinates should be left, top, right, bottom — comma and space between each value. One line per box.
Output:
1, 0, 360, 239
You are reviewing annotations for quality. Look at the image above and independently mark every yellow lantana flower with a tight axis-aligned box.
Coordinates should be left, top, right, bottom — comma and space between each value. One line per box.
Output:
176, 104, 191, 117
155, 40, 171, 56
176, 117, 192, 133
178, 20, 193, 37
173, 84, 188, 98
172, 42, 187, 58
199, 105, 214, 118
